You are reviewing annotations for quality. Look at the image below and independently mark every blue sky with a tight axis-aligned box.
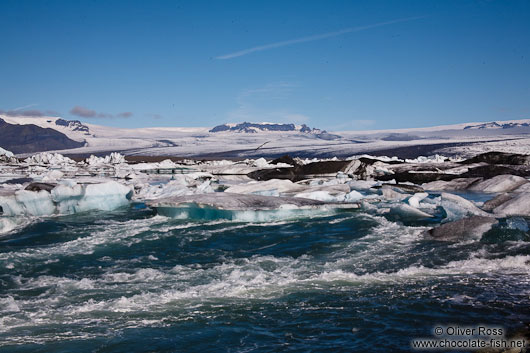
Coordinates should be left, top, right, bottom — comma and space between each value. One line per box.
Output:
0, 0, 529, 130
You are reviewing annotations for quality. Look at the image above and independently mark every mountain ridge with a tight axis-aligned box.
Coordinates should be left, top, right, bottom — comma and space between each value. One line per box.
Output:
0, 118, 85, 154
209, 122, 342, 140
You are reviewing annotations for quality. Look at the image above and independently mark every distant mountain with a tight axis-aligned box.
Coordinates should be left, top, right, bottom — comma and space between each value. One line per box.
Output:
0, 118, 85, 154
464, 121, 530, 130
209, 122, 341, 140
54, 118, 90, 134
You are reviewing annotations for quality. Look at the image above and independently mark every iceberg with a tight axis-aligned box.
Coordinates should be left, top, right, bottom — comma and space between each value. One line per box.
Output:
135, 173, 216, 200
146, 192, 359, 221
0, 147, 17, 163
422, 178, 483, 191
224, 179, 306, 196
493, 192, 530, 217
25, 152, 76, 166
294, 189, 363, 203
439, 192, 490, 221
380, 185, 408, 201
85, 152, 126, 166
426, 216, 498, 242
0, 181, 132, 217
407, 192, 429, 208
389, 203, 434, 221
468, 174, 529, 193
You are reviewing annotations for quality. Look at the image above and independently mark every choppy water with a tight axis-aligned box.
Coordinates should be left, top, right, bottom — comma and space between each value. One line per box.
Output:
1, 205, 529, 352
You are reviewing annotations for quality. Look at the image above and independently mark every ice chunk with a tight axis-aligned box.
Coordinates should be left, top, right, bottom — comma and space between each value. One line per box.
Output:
405, 155, 449, 163
135, 173, 216, 200
426, 216, 498, 242
348, 180, 378, 190
422, 178, 482, 191
76, 182, 132, 212
147, 193, 358, 220
225, 179, 305, 196
252, 157, 270, 168
0, 147, 14, 158
158, 159, 177, 169
344, 190, 364, 202
14, 190, 56, 216
293, 189, 363, 203
0, 181, 132, 216
148, 192, 325, 210
389, 203, 434, 221
42, 169, 64, 182
482, 193, 512, 212
25, 152, 75, 165
85, 152, 126, 165
294, 190, 342, 202
407, 192, 429, 208
51, 183, 85, 214
380, 185, 408, 201
348, 154, 403, 163
440, 192, 490, 221
493, 192, 530, 217
469, 174, 529, 193
513, 182, 530, 193
0, 147, 17, 163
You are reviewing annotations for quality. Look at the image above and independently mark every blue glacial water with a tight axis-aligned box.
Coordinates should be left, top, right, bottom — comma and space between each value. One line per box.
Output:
0, 206, 529, 352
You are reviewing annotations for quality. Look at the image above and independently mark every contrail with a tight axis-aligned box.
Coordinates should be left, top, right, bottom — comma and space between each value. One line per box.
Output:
216, 16, 424, 60
12, 103, 38, 111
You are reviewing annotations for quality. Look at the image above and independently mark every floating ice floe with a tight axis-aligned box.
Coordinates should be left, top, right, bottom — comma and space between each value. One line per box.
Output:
422, 177, 483, 191
380, 185, 409, 201
0, 181, 133, 217
468, 174, 529, 193
0, 147, 14, 158
389, 203, 434, 221
294, 189, 364, 203
492, 192, 530, 217
224, 179, 306, 196
407, 192, 429, 208
0, 147, 17, 163
439, 192, 490, 221
24, 152, 75, 166
135, 173, 216, 200
405, 154, 449, 164
348, 154, 403, 163
146, 192, 359, 221
426, 216, 498, 242
85, 152, 126, 165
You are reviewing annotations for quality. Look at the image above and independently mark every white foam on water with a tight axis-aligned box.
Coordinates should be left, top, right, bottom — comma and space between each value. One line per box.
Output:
1, 212, 529, 345
0, 216, 170, 264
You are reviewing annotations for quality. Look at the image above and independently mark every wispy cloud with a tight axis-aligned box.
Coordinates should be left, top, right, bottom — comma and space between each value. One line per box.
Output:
70, 106, 97, 118
216, 16, 424, 60
0, 108, 58, 117
117, 111, 133, 118
70, 106, 133, 119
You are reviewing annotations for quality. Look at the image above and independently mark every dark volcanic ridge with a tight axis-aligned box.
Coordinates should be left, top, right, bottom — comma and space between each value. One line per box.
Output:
0, 118, 85, 154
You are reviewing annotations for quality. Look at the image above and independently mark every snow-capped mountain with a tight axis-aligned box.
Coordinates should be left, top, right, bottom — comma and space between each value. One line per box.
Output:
54, 118, 91, 134
463, 121, 530, 130
209, 122, 342, 140
210, 122, 336, 135
2, 114, 530, 158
